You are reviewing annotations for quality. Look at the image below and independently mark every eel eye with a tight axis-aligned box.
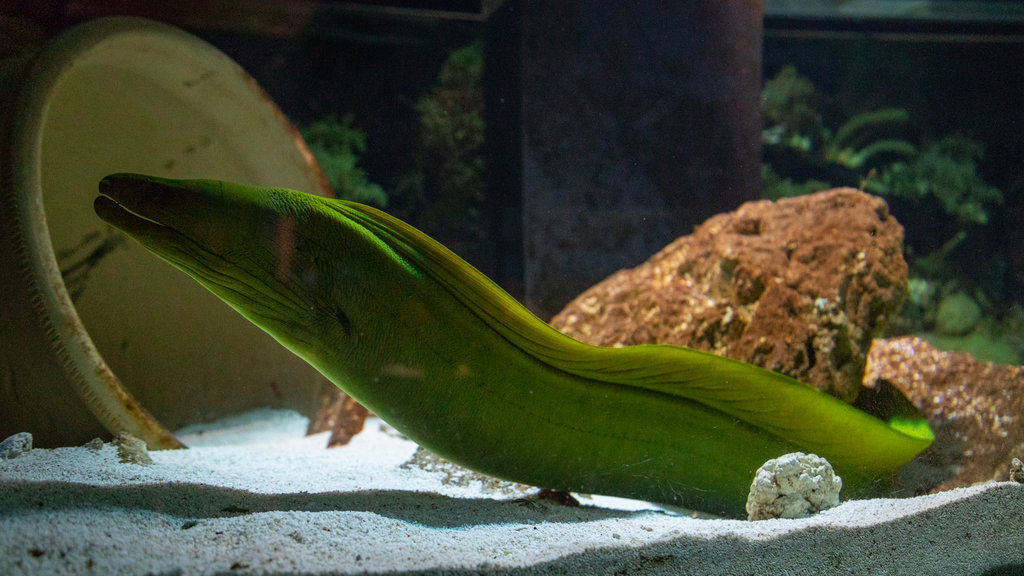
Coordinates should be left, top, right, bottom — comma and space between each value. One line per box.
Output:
334, 308, 353, 337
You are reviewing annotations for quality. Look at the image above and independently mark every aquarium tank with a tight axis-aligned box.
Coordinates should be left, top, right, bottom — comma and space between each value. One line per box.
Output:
0, 1, 1022, 574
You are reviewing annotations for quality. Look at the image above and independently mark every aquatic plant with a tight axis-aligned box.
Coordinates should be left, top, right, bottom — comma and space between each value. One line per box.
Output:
761, 67, 1002, 227
761, 66, 1009, 334
864, 136, 1003, 225
762, 67, 915, 173
761, 64, 823, 151
397, 42, 486, 245
823, 108, 916, 169
300, 115, 388, 207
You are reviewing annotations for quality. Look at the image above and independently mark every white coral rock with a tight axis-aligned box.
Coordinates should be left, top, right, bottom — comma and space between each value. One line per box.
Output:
746, 452, 842, 521
0, 432, 33, 459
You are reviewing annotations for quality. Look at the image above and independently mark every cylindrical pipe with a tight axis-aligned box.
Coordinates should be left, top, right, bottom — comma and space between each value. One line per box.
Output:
0, 17, 331, 447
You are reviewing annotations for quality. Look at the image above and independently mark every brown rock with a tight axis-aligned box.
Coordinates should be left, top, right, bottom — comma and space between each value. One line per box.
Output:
306, 381, 369, 448
550, 188, 908, 401
867, 336, 1024, 492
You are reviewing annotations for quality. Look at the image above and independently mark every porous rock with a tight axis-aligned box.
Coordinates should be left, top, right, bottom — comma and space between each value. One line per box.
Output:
307, 381, 370, 448
0, 432, 32, 459
866, 336, 1024, 492
551, 188, 907, 401
745, 452, 842, 521
114, 431, 152, 466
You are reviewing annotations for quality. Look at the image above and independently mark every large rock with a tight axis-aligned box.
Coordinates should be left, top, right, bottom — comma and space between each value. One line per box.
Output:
868, 336, 1024, 492
551, 188, 908, 401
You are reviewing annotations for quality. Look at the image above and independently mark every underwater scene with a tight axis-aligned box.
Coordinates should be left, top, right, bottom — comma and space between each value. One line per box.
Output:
1, 1, 1022, 574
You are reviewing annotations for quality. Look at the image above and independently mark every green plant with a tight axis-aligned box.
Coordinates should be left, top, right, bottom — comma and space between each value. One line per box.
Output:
864, 136, 1003, 225
301, 115, 388, 207
397, 42, 486, 244
761, 64, 823, 149
763, 66, 915, 171
823, 108, 916, 169
761, 67, 1003, 227
760, 66, 1010, 317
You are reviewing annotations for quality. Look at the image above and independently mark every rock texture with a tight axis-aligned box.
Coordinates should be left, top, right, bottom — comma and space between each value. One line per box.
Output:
0, 432, 32, 459
867, 336, 1024, 492
551, 188, 908, 401
745, 452, 842, 521
307, 381, 370, 448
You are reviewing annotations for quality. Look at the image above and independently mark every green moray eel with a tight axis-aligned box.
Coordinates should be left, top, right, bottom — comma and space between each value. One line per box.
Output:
94, 173, 933, 516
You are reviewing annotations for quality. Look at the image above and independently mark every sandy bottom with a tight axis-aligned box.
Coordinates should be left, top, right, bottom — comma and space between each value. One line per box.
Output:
1, 409, 1022, 575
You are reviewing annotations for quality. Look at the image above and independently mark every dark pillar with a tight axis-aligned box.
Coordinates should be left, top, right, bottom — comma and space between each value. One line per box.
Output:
520, 0, 763, 318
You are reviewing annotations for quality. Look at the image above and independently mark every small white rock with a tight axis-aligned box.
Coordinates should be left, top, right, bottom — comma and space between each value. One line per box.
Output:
0, 432, 33, 459
114, 431, 152, 466
746, 452, 842, 521
1011, 457, 1024, 483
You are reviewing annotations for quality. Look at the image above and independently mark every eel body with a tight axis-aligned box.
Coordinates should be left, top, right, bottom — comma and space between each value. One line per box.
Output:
94, 174, 933, 516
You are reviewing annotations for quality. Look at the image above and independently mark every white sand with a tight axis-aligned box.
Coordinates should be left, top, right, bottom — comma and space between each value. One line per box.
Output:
1, 409, 1022, 575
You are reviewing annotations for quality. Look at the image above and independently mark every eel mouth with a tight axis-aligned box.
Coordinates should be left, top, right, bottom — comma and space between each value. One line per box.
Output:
94, 174, 184, 249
